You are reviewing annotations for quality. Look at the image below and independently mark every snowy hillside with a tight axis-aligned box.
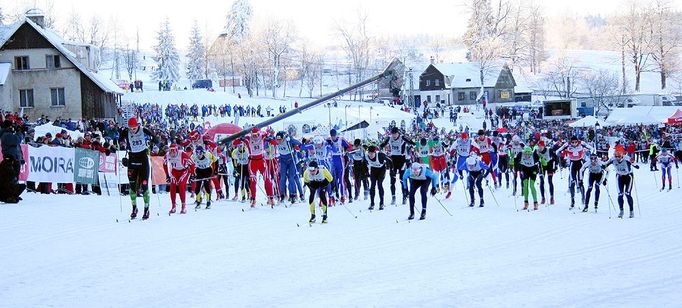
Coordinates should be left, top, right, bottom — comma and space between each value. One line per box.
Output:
1, 165, 680, 306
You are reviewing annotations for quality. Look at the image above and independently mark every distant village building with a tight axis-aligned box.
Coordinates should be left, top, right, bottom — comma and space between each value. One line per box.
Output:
414, 61, 517, 106
0, 9, 122, 119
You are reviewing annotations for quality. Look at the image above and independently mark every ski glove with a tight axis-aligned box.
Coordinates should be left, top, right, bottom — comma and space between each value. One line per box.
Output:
166, 176, 171, 183
602, 179, 607, 186
430, 187, 437, 196
121, 157, 128, 167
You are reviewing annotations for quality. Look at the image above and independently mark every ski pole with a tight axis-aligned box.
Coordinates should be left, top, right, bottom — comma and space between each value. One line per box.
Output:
677, 167, 680, 189
460, 176, 469, 206
340, 196, 358, 219
633, 173, 642, 218
604, 184, 616, 219
433, 195, 453, 216
487, 184, 501, 207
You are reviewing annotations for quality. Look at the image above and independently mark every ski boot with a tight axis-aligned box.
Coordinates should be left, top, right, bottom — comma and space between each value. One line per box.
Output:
402, 196, 407, 205
479, 200, 485, 208
533, 202, 539, 211
618, 209, 624, 218
340, 196, 345, 204
329, 196, 336, 207
408, 211, 415, 220
309, 214, 316, 223
469, 201, 475, 207
348, 197, 353, 204
205, 201, 211, 209
550, 196, 555, 205
321, 214, 328, 224
523, 201, 529, 210
180, 204, 187, 214
364, 191, 369, 200
445, 191, 452, 199
195, 200, 201, 210
354, 194, 359, 201
391, 195, 396, 205
169, 205, 176, 215
232, 195, 239, 201
130, 206, 138, 219
594, 203, 598, 212
142, 207, 150, 220
250, 199, 256, 208
569, 200, 575, 210
267, 197, 275, 208
368, 204, 375, 210
541, 196, 546, 205
379, 203, 385, 211
419, 209, 426, 220
629, 211, 634, 218
582, 205, 589, 213
217, 191, 224, 200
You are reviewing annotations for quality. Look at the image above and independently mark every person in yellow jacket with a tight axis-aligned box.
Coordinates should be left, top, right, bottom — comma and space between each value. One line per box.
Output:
303, 160, 333, 224
192, 146, 217, 209
231, 143, 250, 202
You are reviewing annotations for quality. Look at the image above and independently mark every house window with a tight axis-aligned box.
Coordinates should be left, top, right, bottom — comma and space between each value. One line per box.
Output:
435, 79, 440, 87
46, 55, 61, 69
51, 88, 66, 106
15, 56, 30, 70
470, 91, 477, 100
500, 90, 510, 99
458, 92, 465, 101
19, 89, 34, 108
426, 80, 431, 87
436, 95, 441, 103
426, 95, 432, 102
484, 91, 489, 99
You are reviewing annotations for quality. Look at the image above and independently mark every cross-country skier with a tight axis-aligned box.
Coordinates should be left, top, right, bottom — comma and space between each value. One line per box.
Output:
604, 150, 639, 218
120, 117, 156, 220
233, 127, 277, 207
402, 162, 438, 220
555, 136, 594, 209
537, 140, 558, 205
348, 139, 369, 201
657, 148, 678, 191
381, 127, 415, 206
303, 161, 333, 224
328, 129, 351, 204
465, 153, 490, 207
275, 131, 302, 203
231, 143, 250, 202
450, 132, 475, 184
580, 153, 607, 212
515, 145, 541, 210
163, 144, 195, 214
474, 129, 497, 187
508, 135, 525, 196
365, 145, 392, 210
192, 146, 217, 209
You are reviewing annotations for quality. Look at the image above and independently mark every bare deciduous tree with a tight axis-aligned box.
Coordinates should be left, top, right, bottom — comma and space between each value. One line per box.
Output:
337, 11, 372, 101
262, 19, 296, 98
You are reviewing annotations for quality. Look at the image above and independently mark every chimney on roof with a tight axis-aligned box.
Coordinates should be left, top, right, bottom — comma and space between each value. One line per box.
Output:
25, 8, 45, 28
430, 56, 435, 65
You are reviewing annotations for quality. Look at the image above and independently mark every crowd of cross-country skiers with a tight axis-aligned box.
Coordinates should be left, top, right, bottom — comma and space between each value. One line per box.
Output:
115, 110, 682, 223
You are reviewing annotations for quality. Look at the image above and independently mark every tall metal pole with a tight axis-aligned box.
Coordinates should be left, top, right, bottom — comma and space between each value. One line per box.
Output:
408, 68, 414, 108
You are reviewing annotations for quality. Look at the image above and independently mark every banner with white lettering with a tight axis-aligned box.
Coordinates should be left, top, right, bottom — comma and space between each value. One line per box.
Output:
27, 145, 74, 183
74, 148, 100, 185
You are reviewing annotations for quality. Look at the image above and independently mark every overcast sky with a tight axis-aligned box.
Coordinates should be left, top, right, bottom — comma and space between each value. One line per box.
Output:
2, 0, 682, 51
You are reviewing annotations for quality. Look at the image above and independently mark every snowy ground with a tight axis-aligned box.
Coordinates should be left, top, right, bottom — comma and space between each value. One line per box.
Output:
1, 165, 681, 307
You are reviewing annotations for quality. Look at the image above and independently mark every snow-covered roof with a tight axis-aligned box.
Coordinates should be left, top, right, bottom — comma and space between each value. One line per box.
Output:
0, 17, 123, 94
0, 62, 10, 85
430, 62, 503, 89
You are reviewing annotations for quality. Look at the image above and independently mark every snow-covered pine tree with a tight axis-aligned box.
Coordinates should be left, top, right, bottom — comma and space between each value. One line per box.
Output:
186, 20, 205, 85
152, 18, 181, 84
224, 0, 252, 42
